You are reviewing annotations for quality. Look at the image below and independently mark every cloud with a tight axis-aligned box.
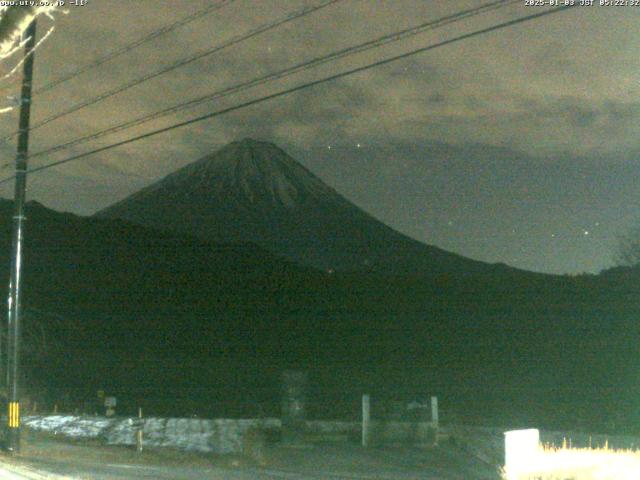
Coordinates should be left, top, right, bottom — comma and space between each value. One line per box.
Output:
3, 0, 636, 276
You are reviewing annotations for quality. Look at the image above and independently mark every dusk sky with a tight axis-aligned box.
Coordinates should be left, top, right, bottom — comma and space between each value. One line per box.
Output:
0, 0, 637, 274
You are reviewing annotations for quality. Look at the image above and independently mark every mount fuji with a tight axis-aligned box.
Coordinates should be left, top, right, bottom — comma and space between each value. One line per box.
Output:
98, 138, 512, 275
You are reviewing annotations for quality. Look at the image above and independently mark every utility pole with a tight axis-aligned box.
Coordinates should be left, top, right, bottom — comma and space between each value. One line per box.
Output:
6, 18, 37, 454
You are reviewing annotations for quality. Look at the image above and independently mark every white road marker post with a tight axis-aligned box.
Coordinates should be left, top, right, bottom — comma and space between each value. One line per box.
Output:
504, 429, 540, 479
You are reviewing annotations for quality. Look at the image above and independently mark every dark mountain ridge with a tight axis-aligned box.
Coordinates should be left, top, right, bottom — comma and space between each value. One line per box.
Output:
98, 138, 521, 276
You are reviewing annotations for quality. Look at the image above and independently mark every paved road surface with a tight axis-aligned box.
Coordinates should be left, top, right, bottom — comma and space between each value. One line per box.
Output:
0, 432, 501, 479
0, 461, 471, 480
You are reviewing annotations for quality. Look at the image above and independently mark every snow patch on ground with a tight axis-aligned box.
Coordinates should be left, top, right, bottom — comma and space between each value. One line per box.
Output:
24, 415, 113, 439
23, 416, 281, 454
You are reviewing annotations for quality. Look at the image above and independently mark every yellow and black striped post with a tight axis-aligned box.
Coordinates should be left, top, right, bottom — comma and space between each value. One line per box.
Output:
7, 402, 19, 429
7, 401, 20, 453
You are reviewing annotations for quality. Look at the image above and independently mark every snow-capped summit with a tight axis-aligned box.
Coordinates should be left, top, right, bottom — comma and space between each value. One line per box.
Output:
98, 138, 507, 275
179, 138, 339, 209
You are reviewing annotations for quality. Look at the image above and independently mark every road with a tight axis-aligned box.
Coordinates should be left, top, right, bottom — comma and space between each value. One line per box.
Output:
0, 430, 501, 479
0, 460, 491, 480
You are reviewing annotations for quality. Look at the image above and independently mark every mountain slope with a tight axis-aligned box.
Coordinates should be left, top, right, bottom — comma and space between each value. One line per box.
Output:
98, 138, 511, 275
0, 200, 325, 410
0, 201, 633, 429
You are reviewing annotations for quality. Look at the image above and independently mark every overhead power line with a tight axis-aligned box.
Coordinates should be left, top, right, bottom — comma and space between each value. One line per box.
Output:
29, 0, 518, 162
0, 4, 576, 185
34, 0, 236, 96
3, 0, 342, 144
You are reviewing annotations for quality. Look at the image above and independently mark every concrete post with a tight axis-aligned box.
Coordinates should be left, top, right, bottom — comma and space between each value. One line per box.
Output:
362, 394, 370, 447
136, 407, 143, 453
430, 396, 438, 428
430, 396, 439, 445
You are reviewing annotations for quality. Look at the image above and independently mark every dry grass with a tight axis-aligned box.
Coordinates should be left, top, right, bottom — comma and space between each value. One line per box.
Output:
503, 442, 640, 480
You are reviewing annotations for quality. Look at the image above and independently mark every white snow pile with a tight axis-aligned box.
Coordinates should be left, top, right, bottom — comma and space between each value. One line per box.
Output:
24, 415, 113, 439
23, 415, 281, 454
